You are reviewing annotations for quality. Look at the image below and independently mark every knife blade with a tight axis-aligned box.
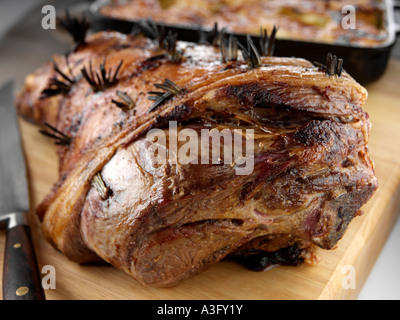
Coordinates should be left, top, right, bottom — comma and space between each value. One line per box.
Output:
0, 80, 45, 300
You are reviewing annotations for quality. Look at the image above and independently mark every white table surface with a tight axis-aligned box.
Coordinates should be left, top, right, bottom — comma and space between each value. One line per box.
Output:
0, 0, 399, 300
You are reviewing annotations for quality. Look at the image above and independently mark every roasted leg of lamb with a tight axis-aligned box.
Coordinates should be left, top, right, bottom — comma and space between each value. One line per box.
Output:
16, 23, 377, 286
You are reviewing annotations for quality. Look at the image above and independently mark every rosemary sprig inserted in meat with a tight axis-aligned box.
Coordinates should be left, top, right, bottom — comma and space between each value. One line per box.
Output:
81, 58, 123, 93
259, 26, 278, 57
39, 122, 72, 146
220, 32, 238, 62
163, 31, 183, 62
91, 172, 111, 200
137, 18, 166, 50
147, 79, 181, 113
197, 22, 223, 46
211, 22, 222, 47
112, 90, 136, 112
40, 56, 76, 99
238, 35, 262, 69
313, 53, 344, 77
58, 10, 90, 52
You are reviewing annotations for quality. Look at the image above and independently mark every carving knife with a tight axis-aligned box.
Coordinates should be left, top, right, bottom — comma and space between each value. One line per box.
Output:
0, 81, 45, 300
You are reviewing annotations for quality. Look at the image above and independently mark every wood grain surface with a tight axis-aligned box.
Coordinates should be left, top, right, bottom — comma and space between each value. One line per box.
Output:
1, 58, 400, 301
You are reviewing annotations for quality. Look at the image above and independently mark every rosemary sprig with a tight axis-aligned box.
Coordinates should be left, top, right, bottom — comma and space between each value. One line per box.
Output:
197, 22, 222, 46
136, 19, 182, 61
39, 122, 72, 146
220, 32, 238, 62
81, 58, 123, 93
40, 57, 76, 99
163, 31, 183, 62
259, 26, 278, 57
58, 10, 90, 51
130, 24, 142, 37
137, 18, 166, 49
198, 25, 209, 45
313, 53, 343, 77
211, 22, 222, 47
238, 35, 262, 69
91, 172, 110, 200
112, 90, 136, 112
147, 79, 181, 113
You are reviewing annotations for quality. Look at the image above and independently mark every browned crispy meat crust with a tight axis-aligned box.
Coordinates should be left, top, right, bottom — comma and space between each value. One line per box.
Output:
16, 31, 377, 286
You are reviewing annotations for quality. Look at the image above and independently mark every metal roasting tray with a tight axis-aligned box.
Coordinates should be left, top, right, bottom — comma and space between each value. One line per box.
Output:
88, 0, 400, 85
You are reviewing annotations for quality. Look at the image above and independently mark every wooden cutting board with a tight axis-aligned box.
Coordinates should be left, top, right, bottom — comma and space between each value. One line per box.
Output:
1, 58, 400, 301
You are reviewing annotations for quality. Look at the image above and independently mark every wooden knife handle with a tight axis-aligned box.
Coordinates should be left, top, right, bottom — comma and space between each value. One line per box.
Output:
2, 225, 46, 300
